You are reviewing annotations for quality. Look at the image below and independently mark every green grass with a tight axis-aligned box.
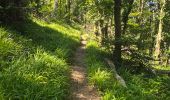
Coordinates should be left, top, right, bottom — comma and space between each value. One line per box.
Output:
0, 19, 81, 99
154, 65, 170, 71
85, 41, 114, 91
85, 34, 170, 100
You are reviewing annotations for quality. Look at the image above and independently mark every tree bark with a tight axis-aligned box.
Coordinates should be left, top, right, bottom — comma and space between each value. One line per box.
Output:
139, 0, 144, 13
122, 0, 134, 34
52, 0, 58, 17
154, 0, 166, 59
114, 0, 122, 67
59, 0, 62, 17
67, 0, 71, 21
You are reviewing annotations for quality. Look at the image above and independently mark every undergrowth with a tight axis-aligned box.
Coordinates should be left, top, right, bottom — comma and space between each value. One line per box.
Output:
85, 34, 170, 100
0, 19, 80, 99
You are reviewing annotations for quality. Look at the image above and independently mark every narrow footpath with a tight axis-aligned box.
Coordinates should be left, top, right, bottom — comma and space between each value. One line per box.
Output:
70, 35, 100, 100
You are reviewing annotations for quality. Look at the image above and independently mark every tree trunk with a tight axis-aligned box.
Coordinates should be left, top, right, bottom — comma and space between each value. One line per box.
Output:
114, 0, 122, 67
52, 0, 58, 17
137, 0, 144, 50
59, 0, 62, 17
154, 0, 166, 59
67, 0, 71, 21
122, 0, 134, 34
140, 0, 144, 13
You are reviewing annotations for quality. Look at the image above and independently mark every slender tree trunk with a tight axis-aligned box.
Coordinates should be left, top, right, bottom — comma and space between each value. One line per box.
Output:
154, 0, 166, 59
94, 21, 99, 36
137, 0, 145, 50
114, 0, 122, 67
140, 0, 144, 15
104, 23, 108, 39
122, 0, 134, 34
149, 10, 156, 56
68, 0, 71, 21
52, 0, 58, 17
59, 0, 62, 17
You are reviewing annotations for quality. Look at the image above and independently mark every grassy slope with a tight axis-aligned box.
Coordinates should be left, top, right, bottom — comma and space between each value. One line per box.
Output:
85, 35, 170, 100
0, 19, 80, 99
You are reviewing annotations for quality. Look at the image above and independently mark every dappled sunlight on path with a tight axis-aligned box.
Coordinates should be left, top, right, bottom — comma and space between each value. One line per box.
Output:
70, 36, 100, 100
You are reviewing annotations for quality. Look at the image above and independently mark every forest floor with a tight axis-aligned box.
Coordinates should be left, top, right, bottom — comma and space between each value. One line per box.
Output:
70, 35, 101, 100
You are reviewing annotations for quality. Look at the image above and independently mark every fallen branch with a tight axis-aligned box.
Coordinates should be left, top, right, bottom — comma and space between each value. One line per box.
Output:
150, 67, 170, 75
104, 58, 127, 88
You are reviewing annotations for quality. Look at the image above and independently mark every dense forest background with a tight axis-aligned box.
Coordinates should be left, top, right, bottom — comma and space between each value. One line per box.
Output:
0, 0, 170, 100
1, 0, 169, 67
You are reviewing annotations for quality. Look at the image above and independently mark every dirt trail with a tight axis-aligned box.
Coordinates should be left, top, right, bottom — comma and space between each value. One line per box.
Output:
70, 36, 101, 100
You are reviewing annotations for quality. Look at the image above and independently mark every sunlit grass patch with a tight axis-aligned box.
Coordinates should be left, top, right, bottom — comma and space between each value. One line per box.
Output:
85, 40, 115, 91
89, 68, 113, 90
0, 49, 70, 99
0, 19, 81, 99
0, 27, 23, 68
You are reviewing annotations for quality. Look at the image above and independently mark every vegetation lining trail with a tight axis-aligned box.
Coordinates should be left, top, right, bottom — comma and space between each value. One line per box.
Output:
70, 35, 100, 100
0, 20, 81, 99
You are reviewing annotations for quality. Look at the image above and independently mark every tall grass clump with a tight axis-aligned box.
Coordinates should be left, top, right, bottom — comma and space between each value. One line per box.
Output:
0, 19, 81, 99
0, 27, 23, 68
85, 40, 114, 91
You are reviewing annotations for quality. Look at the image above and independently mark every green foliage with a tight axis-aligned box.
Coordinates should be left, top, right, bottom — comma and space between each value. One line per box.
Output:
0, 19, 80, 99
85, 35, 170, 100
29, 0, 54, 18
0, 0, 54, 23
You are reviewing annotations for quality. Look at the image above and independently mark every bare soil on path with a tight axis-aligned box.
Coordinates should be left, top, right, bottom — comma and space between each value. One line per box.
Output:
70, 36, 101, 100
